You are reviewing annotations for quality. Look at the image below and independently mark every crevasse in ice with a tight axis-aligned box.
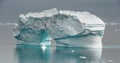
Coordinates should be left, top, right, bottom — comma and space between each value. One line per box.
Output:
14, 8, 105, 47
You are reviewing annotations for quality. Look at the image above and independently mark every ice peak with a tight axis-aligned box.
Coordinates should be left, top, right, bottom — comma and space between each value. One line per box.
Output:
19, 8, 58, 18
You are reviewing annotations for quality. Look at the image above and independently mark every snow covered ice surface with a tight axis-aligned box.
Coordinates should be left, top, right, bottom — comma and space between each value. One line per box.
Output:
14, 8, 106, 48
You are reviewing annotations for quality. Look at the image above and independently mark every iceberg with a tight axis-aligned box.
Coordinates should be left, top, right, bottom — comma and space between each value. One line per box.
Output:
14, 8, 106, 48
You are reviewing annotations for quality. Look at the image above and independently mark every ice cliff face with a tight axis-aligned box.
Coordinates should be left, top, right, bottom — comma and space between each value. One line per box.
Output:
14, 8, 105, 47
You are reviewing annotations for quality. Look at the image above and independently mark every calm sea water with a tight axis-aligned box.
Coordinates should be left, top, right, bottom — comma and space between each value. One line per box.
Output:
0, 44, 120, 63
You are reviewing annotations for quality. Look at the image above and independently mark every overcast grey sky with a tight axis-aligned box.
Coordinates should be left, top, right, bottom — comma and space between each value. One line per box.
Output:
0, 0, 120, 23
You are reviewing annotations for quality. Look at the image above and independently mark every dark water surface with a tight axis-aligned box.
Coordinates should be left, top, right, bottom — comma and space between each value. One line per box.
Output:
0, 44, 120, 63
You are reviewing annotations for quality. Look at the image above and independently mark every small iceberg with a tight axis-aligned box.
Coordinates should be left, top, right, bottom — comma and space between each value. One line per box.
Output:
14, 8, 106, 48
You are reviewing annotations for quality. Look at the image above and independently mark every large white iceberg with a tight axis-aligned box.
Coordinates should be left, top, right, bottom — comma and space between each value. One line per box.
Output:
14, 8, 106, 48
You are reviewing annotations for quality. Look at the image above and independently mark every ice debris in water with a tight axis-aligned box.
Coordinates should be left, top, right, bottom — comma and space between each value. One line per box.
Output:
14, 8, 105, 47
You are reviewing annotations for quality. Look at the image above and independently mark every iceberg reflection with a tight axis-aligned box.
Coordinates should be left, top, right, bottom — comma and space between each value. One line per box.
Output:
15, 44, 104, 63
